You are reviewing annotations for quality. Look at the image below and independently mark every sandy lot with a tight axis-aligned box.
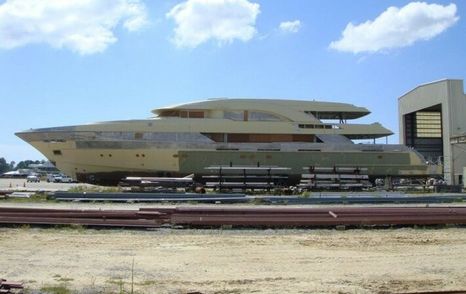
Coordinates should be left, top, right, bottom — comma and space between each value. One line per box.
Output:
1, 227, 466, 294
0, 178, 100, 192
1, 182, 466, 293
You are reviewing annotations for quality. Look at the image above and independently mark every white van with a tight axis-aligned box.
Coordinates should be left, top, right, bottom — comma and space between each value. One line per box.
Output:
26, 175, 40, 183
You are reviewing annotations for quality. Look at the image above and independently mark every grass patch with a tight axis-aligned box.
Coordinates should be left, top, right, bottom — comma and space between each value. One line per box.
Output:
51, 224, 86, 231
299, 191, 311, 198
57, 278, 74, 283
67, 185, 120, 193
136, 280, 159, 287
251, 198, 266, 205
40, 284, 72, 294
2, 193, 50, 203
107, 278, 127, 294
53, 274, 74, 283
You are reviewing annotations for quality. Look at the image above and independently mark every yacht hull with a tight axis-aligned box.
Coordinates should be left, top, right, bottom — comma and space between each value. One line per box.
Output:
16, 135, 441, 185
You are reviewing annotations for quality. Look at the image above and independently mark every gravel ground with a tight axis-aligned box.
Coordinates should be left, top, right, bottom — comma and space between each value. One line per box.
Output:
1, 227, 466, 293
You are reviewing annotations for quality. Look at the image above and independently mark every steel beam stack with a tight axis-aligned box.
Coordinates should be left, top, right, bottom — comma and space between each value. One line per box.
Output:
1, 206, 466, 228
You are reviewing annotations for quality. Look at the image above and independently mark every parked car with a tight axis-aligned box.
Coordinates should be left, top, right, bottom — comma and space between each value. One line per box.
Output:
46, 174, 74, 183
58, 176, 73, 183
26, 175, 40, 183
46, 174, 61, 183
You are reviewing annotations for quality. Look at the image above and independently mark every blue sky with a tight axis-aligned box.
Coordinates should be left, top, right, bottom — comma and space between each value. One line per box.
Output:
0, 0, 465, 163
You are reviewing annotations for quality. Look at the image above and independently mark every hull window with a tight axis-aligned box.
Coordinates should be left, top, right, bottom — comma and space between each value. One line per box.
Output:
204, 133, 315, 143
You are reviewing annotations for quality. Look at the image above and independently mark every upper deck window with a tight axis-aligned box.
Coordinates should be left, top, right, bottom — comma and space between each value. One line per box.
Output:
159, 110, 204, 118
224, 110, 282, 121
305, 111, 347, 123
298, 124, 335, 129
159, 110, 179, 117
224, 111, 244, 121
248, 111, 281, 121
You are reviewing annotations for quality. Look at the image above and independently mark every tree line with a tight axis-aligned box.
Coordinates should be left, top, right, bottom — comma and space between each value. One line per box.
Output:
0, 157, 45, 174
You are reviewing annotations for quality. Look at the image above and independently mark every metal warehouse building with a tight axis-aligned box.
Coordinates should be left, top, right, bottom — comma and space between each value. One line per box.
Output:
399, 79, 466, 185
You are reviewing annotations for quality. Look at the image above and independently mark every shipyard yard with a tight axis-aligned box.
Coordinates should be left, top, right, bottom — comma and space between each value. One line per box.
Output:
2, 1, 466, 294
1, 177, 466, 293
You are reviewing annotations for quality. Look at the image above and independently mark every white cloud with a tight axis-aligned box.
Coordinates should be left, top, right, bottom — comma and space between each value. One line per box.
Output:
166, 0, 260, 48
330, 2, 459, 54
279, 20, 301, 33
0, 0, 148, 55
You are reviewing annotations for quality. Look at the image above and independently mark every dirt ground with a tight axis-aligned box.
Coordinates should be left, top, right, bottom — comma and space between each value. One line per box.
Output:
1, 226, 466, 294
0, 178, 98, 192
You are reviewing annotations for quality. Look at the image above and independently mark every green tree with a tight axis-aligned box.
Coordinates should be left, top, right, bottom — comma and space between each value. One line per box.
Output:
15, 160, 42, 170
0, 157, 11, 174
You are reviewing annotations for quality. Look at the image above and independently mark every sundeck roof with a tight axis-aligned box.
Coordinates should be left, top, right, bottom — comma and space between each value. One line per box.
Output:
152, 98, 370, 120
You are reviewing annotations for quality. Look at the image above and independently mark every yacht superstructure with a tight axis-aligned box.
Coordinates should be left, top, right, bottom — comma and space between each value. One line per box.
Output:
16, 99, 441, 184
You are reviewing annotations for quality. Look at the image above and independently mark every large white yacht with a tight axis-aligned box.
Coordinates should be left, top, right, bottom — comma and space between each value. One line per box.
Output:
16, 99, 441, 184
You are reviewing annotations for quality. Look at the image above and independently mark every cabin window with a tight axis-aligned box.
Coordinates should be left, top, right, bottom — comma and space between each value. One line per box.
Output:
159, 110, 180, 117
203, 133, 226, 142
188, 111, 204, 118
228, 134, 250, 142
53, 150, 62, 155
134, 132, 143, 140
203, 133, 314, 143
248, 111, 281, 121
224, 111, 244, 121
292, 134, 314, 142
299, 124, 315, 129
